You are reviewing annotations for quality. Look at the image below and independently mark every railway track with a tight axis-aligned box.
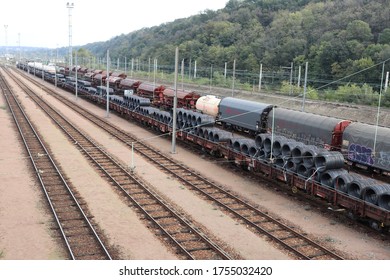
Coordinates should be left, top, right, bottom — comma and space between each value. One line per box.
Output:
0, 69, 112, 260
4, 67, 231, 260
15, 69, 344, 260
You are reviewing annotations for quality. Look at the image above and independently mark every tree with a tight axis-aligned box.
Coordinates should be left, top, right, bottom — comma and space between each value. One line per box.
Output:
378, 28, 390, 44
345, 20, 373, 43
263, 11, 306, 65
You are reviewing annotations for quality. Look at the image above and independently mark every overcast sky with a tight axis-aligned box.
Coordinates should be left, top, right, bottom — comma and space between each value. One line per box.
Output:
1, 0, 228, 49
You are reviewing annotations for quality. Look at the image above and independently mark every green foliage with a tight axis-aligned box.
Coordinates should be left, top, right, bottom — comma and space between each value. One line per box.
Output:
280, 80, 319, 100
306, 87, 319, 100
345, 20, 373, 43
70, 0, 390, 106
75, 48, 92, 58
15, 0, 386, 87
382, 92, 390, 107
280, 80, 301, 96
323, 83, 377, 105
379, 28, 390, 44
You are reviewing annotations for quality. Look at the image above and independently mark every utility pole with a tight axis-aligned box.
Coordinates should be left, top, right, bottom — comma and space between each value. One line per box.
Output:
106, 50, 110, 118
232, 59, 236, 97
4, 25, 8, 61
188, 58, 192, 80
209, 65, 213, 93
258, 63, 263, 92
194, 60, 197, 79
66, 2, 74, 75
301, 62, 308, 112
297, 65, 302, 88
75, 53, 78, 100
289, 62, 293, 95
373, 63, 387, 156
18, 32, 21, 62
55, 45, 58, 88
131, 58, 134, 77
148, 57, 151, 81
171, 47, 179, 154
153, 58, 157, 101
181, 59, 184, 90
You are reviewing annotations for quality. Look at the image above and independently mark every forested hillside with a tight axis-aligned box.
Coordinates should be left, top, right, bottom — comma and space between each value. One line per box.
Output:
83, 0, 390, 86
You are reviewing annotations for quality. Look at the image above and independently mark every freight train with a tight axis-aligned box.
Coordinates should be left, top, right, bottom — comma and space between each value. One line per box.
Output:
16, 62, 390, 230
18, 62, 390, 174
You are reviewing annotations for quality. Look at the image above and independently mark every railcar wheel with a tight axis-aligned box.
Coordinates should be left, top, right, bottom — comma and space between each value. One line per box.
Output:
209, 150, 221, 158
368, 220, 382, 232
347, 211, 357, 221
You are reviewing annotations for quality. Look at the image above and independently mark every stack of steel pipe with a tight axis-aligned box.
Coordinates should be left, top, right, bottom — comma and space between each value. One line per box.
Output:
333, 173, 362, 193
263, 135, 284, 153
297, 164, 311, 178
140, 106, 158, 116
378, 192, 390, 210
314, 151, 345, 172
319, 169, 348, 188
126, 95, 151, 107
347, 177, 377, 199
229, 138, 245, 152
239, 139, 257, 157
198, 127, 206, 138
291, 145, 306, 164
281, 140, 299, 158
255, 133, 270, 149
110, 95, 124, 105
286, 160, 298, 172
176, 108, 187, 122
258, 150, 270, 161
363, 184, 390, 205
211, 128, 233, 142
206, 128, 221, 141
232, 139, 243, 152
271, 136, 288, 158
195, 114, 215, 127
302, 145, 324, 168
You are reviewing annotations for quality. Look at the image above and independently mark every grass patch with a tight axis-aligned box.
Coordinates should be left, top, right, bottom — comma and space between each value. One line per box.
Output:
0, 105, 6, 110
324, 236, 335, 243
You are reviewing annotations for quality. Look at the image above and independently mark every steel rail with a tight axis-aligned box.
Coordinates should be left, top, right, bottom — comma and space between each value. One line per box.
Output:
16, 68, 343, 259
0, 69, 112, 260
6, 68, 231, 260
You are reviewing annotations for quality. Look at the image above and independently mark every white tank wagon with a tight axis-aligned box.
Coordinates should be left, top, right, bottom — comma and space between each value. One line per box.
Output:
27, 62, 56, 74
195, 95, 221, 117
